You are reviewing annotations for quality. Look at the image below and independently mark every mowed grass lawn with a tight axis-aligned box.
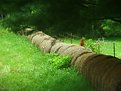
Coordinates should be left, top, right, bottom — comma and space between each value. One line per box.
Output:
0, 27, 94, 91
62, 38, 121, 58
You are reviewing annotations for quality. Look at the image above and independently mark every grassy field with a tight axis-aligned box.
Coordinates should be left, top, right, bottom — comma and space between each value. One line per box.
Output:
61, 37, 121, 58
0, 27, 94, 91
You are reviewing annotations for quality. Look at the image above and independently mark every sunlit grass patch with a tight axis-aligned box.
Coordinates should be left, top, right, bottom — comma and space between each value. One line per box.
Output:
63, 38, 121, 58
0, 27, 94, 91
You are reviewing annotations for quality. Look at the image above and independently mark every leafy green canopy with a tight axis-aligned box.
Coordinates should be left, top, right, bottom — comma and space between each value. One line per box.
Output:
0, 0, 121, 36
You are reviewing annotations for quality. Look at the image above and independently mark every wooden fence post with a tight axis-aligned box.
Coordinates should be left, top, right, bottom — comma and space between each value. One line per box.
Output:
113, 43, 116, 57
97, 43, 100, 53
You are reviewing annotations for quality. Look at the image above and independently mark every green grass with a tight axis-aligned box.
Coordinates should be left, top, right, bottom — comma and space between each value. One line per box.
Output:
0, 27, 94, 91
61, 38, 121, 58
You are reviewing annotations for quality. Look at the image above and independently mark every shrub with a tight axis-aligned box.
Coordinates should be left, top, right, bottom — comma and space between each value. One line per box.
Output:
85, 39, 100, 53
47, 53, 71, 69
102, 19, 121, 37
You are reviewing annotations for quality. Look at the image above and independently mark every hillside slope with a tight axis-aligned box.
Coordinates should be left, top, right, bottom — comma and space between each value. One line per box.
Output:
0, 27, 93, 91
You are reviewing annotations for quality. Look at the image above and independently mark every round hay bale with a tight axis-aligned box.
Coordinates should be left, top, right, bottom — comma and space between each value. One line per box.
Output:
97, 61, 121, 91
57, 44, 76, 55
97, 58, 121, 91
81, 54, 107, 72
82, 54, 107, 73
81, 54, 112, 82
32, 35, 44, 46
37, 35, 51, 43
32, 34, 41, 44
71, 47, 91, 58
61, 45, 86, 57
73, 53, 95, 71
71, 50, 92, 65
32, 34, 53, 47
38, 38, 56, 53
81, 54, 121, 91
62, 45, 80, 56
28, 31, 45, 40
92, 59, 115, 91
50, 42, 66, 53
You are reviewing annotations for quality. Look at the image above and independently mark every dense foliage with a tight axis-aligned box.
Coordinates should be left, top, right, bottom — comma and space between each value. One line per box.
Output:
0, 0, 121, 37
47, 53, 71, 69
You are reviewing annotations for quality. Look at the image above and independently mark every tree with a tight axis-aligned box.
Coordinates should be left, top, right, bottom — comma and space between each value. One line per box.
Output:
0, 0, 121, 36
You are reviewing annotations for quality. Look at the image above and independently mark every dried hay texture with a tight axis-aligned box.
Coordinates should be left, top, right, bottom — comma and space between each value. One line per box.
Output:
32, 34, 52, 47
81, 54, 121, 91
60, 45, 86, 56
97, 58, 121, 91
107, 64, 121, 91
71, 47, 91, 58
72, 53, 95, 71
29, 31, 57, 53
32, 35, 44, 46
57, 44, 76, 55
28, 31, 45, 40
62, 46, 80, 56
38, 38, 56, 53
71, 50, 92, 65
50, 42, 66, 53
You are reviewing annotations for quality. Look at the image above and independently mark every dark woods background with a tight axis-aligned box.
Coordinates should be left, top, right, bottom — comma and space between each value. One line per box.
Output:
0, 0, 121, 38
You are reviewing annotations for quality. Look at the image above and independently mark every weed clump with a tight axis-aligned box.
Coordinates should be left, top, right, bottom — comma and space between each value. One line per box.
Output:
47, 53, 71, 69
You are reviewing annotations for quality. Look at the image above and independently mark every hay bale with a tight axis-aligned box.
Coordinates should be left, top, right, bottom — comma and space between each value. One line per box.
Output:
60, 45, 85, 57
38, 38, 56, 53
28, 31, 45, 40
31, 31, 46, 43
57, 44, 76, 55
71, 47, 91, 58
81, 54, 108, 74
71, 50, 92, 65
81, 54, 121, 91
36, 35, 52, 46
32, 35, 44, 46
107, 64, 121, 91
62, 46, 79, 55
32, 34, 53, 47
29, 31, 57, 52
50, 42, 66, 53
81, 54, 112, 82
95, 58, 121, 91
72, 53, 95, 71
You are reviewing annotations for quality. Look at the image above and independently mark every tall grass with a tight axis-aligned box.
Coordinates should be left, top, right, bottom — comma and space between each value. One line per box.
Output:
0, 26, 94, 91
